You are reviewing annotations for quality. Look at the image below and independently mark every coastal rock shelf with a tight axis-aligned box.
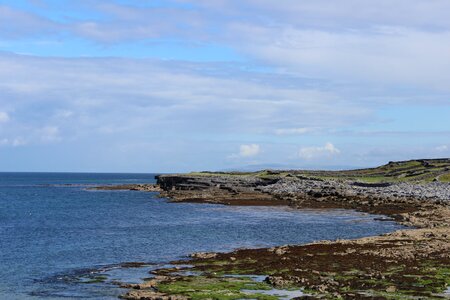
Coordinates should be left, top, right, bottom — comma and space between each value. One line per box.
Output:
89, 184, 161, 192
118, 159, 450, 299
156, 165, 450, 228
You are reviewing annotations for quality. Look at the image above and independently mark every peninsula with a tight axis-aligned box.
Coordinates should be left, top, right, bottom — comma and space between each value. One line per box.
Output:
120, 159, 450, 299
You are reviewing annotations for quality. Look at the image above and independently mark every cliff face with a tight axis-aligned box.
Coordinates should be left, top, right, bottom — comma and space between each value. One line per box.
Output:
156, 175, 196, 191
156, 174, 285, 206
156, 174, 279, 192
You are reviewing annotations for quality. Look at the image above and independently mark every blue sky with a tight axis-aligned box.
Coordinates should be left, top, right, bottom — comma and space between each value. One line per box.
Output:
0, 0, 449, 172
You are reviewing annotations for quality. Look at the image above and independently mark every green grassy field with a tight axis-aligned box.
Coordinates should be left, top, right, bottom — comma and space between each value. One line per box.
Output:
189, 159, 450, 184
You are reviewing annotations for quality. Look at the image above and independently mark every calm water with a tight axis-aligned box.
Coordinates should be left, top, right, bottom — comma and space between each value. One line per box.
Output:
0, 173, 405, 299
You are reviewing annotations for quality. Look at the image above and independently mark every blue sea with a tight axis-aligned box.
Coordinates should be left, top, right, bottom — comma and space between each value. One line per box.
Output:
0, 173, 405, 299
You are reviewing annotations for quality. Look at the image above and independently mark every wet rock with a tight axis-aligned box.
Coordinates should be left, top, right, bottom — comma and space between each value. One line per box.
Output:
386, 285, 397, 293
265, 275, 295, 287
90, 184, 161, 192
120, 290, 188, 300
268, 245, 290, 255
190, 252, 218, 259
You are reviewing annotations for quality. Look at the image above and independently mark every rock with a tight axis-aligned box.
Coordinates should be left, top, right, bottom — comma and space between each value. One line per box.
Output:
190, 252, 218, 259
264, 275, 294, 287
275, 248, 288, 255
317, 284, 328, 293
120, 290, 188, 300
90, 184, 161, 192
386, 285, 397, 293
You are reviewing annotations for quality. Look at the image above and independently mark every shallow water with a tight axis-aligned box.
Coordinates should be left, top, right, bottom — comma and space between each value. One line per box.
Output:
0, 173, 406, 299
242, 288, 305, 299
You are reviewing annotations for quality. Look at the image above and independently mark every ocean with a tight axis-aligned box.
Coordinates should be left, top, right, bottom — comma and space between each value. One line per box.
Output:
0, 172, 405, 299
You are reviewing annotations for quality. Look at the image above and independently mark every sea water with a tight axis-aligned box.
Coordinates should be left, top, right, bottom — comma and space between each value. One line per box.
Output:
0, 173, 405, 299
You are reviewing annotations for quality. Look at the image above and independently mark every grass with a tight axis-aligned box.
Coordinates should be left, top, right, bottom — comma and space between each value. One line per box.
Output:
334, 262, 450, 299
183, 159, 450, 184
439, 173, 450, 182
180, 254, 450, 299
79, 275, 108, 284
158, 158, 450, 298
157, 276, 281, 300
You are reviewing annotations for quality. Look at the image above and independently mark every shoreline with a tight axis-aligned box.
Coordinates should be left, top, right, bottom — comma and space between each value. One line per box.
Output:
96, 160, 450, 299
88, 184, 162, 192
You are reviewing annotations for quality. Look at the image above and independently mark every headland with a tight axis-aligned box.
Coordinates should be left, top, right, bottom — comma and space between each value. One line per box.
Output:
116, 159, 450, 299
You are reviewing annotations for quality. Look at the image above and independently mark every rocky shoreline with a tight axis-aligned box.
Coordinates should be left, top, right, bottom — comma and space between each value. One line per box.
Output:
89, 184, 161, 192
156, 173, 450, 228
117, 160, 450, 299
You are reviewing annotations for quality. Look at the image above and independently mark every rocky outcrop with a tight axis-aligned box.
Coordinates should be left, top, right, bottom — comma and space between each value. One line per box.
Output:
120, 290, 187, 300
263, 178, 450, 205
155, 173, 450, 227
123, 225, 449, 299
156, 174, 278, 192
89, 184, 161, 192
118, 276, 188, 300
156, 174, 287, 206
120, 166, 450, 299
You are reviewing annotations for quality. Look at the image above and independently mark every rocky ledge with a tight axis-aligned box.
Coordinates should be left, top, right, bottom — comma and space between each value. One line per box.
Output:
89, 184, 161, 192
120, 160, 450, 299
156, 173, 449, 227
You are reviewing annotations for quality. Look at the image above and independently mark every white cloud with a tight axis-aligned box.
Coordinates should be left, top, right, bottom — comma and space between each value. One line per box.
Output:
0, 111, 9, 123
239, 144, 260, 157
55, 110, 73, 118
298, 142, 340, 160
28, 1, 450, 92
0, 137, 26, 147
187, 1, 450, 29
436, 145, 448, 152
0, 2, 449, 171
275, 127, 315, 135
3, 1, 450, 94
12, 137, 26, 146
40, 126, 60, 142
4, 1, 450, 93
0, 53, 371, 144
229, 25, 450, 92
0, 5, 57, 38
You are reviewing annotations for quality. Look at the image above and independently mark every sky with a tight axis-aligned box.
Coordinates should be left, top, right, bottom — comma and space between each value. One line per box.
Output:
0, 0, 449, 173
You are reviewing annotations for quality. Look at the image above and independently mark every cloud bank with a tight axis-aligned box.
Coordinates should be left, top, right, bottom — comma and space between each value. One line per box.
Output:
298, 142, 341, 160
0, 1, 449, 171
239, 144, 260, 157
0, 111, 9, 123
